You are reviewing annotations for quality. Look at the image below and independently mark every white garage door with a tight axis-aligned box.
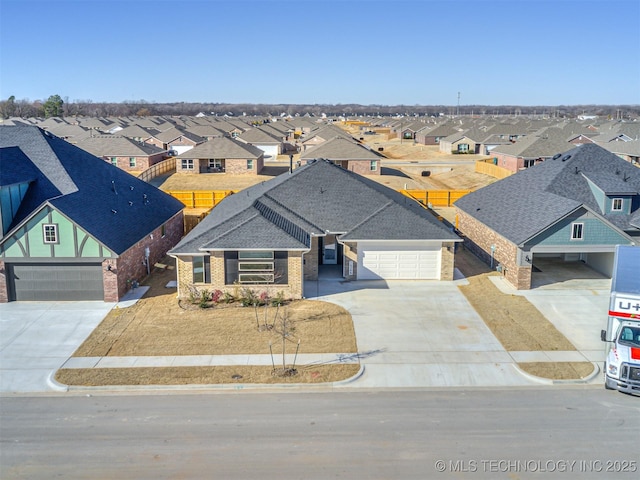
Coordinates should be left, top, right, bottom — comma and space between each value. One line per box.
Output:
357, 242, 441, 280
256, 144, 279, 160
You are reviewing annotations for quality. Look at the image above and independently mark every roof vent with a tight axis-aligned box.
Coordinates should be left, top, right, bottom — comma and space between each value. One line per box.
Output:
561, 155, 571, 162
129, 201, 133, 206
111, 209, 117, 214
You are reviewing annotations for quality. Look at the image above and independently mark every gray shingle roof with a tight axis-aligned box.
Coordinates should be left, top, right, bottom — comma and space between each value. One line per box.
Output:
455, 143, 640, 245
176, 137, 264, 159
0, 126, 184, 254
300, 136, 380, 161
76, 135, 165, 156
171, 159, 459, 254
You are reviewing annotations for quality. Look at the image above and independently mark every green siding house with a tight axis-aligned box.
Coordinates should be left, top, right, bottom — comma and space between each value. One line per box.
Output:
0, 126, 184, 302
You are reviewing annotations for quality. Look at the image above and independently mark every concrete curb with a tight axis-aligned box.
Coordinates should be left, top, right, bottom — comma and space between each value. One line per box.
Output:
512, 362, 601, 386
46, 371, 69, 393
61, 364, 365, 393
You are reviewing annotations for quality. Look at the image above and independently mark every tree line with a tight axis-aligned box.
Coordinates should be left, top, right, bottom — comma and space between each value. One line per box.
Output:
1, 94, 638, 120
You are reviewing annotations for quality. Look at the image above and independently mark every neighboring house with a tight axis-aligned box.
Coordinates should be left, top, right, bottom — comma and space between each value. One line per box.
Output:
75, 135, 168, 172
175, 137, 265, 174
299, 125, 345, 151
300, 136, 383, 175
144, 126, 204, 155
183, 124, 225, 140
0, 126, 184, 302
44, 123, 90, 143
169, 159, 461, 300
489, 127, 574, 172
455, 143, 640, 290
236, 126, 283, 160
117, 124, 162, 142
438, 131, 480, 155
597, 139, 640, 165
415, 123, 459, 145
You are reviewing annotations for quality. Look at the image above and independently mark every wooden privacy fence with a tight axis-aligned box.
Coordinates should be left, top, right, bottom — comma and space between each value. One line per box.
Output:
138, 157, 176, 183
399, 189, 472, 207
167, 190, 236, 208
475, 159, 513, 179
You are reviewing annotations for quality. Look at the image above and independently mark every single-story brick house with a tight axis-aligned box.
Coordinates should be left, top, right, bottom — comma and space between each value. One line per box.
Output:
76, 135, 167, 173
454, 143, 640, 290
300, 136, 383, 175
175, 137, 265, 174
0, 125, 184, 302
169, 159, 461, 300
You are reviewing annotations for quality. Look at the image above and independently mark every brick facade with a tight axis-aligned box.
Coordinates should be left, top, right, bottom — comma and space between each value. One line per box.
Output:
105, 152, 165, 173
103, 211, 184, 301
345, 159, 381, 176
175, 250, 305, 301
456, 208, 532, 289
176, 156, 264, 175
0, 260, 7, 303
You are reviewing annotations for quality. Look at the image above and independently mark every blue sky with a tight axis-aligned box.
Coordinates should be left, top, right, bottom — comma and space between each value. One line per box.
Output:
1, 0, 639, 106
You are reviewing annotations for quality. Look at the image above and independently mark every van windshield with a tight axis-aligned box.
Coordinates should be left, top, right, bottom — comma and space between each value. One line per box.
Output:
618, 326, 640, 347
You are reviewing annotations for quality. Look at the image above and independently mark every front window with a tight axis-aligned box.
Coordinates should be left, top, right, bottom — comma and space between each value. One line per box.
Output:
43, 224, 58, 244
612, 198, 623, 211
370, 161, 377, 171
192, 256, 208, 283
458, 143, 469, 153
247, 159, 254, 170
129, 157, 137, 167
181, 159, 194, 170
238, 251, 274, 284
110, 157, 117, 166
571, 222, 583, 240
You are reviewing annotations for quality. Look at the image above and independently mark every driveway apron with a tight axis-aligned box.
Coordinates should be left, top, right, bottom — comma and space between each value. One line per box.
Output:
0, 301, 114, 393
307, 274, 533, 388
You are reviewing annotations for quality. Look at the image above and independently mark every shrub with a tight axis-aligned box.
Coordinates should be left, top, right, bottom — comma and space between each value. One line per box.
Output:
211, 289, 223, 304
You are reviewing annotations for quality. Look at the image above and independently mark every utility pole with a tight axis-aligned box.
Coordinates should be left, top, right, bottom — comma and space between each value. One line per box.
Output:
457, 92, 460, 116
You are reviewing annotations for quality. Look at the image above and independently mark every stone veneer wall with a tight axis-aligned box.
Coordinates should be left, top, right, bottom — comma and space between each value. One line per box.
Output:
440, 242, 455, 281
342, 242, 358, 280
456, 208, 532, 289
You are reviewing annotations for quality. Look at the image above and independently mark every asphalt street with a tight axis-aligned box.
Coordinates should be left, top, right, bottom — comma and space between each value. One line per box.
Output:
1, 389, 639, 479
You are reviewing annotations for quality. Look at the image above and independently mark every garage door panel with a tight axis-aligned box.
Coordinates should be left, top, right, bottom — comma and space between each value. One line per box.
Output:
10, 264, 104, 301
358, 243, 441, 280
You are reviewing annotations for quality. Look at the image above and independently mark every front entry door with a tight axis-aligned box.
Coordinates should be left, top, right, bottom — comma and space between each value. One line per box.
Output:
322, 240, 337, 265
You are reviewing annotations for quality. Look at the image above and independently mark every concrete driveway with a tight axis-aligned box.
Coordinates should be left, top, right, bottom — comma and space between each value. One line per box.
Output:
0, 301, 114, 393
308, 273, 534, 388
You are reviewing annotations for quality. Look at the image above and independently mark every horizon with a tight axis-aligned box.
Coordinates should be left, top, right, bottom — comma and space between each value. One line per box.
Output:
1, 0, 639, 106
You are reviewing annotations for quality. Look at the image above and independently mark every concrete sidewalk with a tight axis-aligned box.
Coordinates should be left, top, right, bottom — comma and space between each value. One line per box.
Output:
2, 270, 606, 393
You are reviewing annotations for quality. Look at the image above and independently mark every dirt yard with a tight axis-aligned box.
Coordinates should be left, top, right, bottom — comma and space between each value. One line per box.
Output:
56, 257, 360, 386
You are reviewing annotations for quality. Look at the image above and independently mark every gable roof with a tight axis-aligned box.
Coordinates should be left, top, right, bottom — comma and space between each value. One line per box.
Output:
300, 136, 381, 161
171, 159, 459, 254
455, 143, 640, 245
0, 126, 184, 254
176, 136, 264, 159
237, 127, 282, 144
76, 135, 166, 157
